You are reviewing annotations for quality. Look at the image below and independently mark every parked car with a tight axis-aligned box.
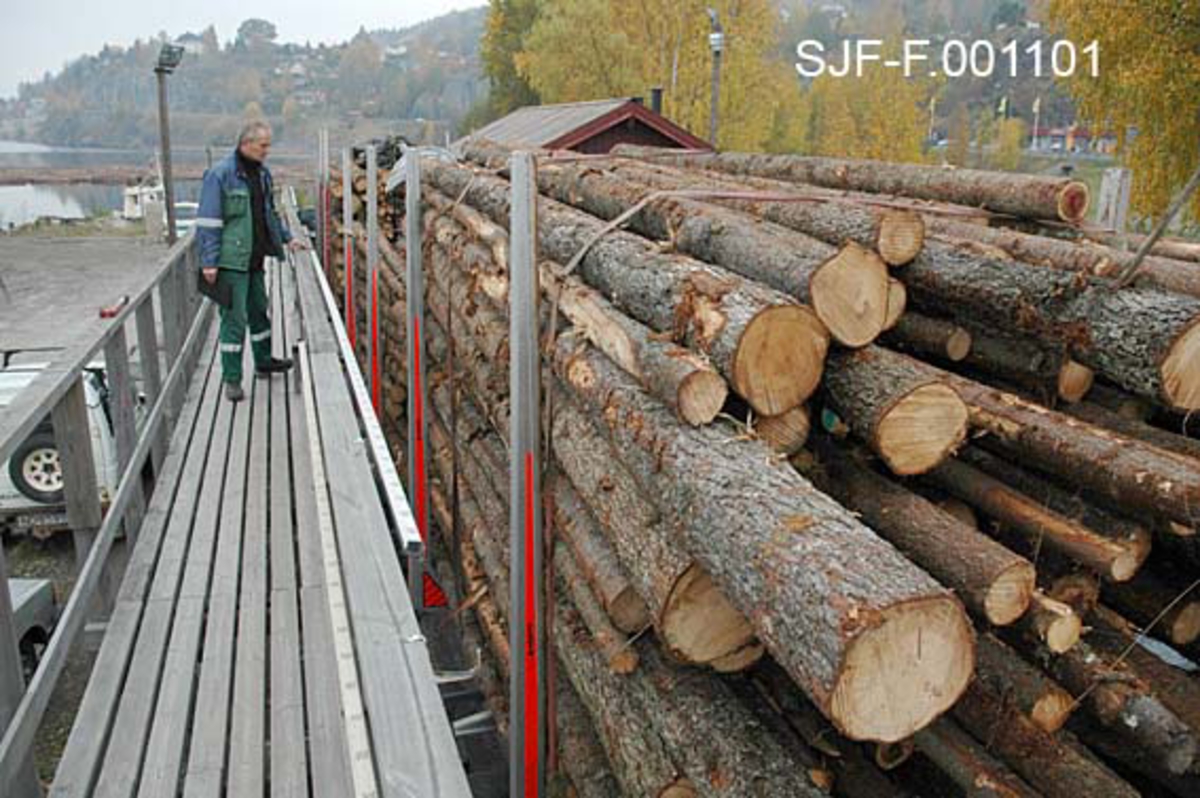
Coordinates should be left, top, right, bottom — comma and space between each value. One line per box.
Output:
7, 577, 58, 680
0, 358, 126, 536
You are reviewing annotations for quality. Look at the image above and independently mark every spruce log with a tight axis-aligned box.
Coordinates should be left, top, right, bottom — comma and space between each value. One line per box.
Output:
555, 339, 975, 742
923, 457, 1144, 581
554, 541, 638, 675
883, 313, 972, 362
754, 405, 811, 456
927, 215, 1200, 297
551, 399, 760, 669
1102, 571, 1200, 647
911, 720, 1039, 798
903, 240, 1200, 409
612, 147, 1090, 223
942, 372, 1200, 527
1016, 591, 1082, 654
806, 440, 1034, 626
555, 679, 624, 798
961, 330, 1094, 404
951, 641, 1139, 798
957, 446, 1153, 577
973, 634, 1075, 734
422, 159, 830, 415
1065, 401, 1200, 463
503, 154, 892, 347
598, 157, 926, 266
823, 346, 968, 476
427, 203, 729, 425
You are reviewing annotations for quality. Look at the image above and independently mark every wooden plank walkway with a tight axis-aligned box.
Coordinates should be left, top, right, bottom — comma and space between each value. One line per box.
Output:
49, 255, 471, 797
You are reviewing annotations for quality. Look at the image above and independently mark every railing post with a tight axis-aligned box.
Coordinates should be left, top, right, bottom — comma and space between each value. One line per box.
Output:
135, 297, 168, 472
51, 381, 114, 617
405, 151, 428, 612
0, 546, 42, 798
104, 325, 144, 539
508, 150, 545, 798
366, 144, 381, 413
1098, 167, 1133, 236
343, 147, 357, 353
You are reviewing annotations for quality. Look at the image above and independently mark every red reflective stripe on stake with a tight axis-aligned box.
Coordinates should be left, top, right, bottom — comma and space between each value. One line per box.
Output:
371, 270, 381, 413
413, 317, 428, 543
523, 451, 538, 797
345, 240, 356, 350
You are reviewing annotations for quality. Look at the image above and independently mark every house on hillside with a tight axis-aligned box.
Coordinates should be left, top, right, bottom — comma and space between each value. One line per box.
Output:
458, 96, 710, 154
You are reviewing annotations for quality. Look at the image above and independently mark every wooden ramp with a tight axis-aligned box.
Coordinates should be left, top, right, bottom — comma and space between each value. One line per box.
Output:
48, 254, 470, 797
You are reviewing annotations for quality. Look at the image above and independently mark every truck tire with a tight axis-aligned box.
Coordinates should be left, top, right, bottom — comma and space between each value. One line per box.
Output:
9, 431, 65, 504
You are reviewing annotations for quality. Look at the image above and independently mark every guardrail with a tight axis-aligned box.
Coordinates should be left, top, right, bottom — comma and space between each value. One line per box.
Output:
0, 232, 211, 795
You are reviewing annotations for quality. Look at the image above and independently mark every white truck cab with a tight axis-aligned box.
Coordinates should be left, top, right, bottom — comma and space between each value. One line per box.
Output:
0, 356, 124, 536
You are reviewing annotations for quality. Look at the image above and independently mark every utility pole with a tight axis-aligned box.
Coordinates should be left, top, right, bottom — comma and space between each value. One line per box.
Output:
707, 9, 724, 148
154, 44, 184, 245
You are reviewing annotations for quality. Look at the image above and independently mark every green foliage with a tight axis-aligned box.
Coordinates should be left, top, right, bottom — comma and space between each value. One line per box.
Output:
482, 0, 542, 116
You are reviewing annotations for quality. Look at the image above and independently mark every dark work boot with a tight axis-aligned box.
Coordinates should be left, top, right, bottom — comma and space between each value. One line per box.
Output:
255, 357, 294, 378
225, 382, 245, 403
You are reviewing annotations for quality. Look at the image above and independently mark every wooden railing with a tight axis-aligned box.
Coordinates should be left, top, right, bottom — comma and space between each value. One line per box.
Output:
0, 232, 212, 795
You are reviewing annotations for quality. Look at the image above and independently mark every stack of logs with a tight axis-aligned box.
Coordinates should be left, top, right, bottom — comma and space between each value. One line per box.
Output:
327, 141, 1200, 797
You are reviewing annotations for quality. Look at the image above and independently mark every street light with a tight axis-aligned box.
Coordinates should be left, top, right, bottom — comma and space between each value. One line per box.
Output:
706, 8, 724, 148
154, 43, 184, 244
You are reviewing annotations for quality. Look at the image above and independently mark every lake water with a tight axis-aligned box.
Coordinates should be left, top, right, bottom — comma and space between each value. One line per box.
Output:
0, 140, 301, 229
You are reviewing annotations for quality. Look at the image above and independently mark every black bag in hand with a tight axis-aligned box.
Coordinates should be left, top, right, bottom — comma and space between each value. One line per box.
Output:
197, 268, 232, 309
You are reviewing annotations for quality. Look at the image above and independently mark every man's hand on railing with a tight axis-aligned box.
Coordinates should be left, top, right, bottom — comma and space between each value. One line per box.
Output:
287, 239, 310, 253
202, 267, 218, 285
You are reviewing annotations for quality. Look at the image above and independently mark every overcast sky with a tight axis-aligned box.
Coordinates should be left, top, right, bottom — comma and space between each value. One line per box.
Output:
0, 0, 485, 99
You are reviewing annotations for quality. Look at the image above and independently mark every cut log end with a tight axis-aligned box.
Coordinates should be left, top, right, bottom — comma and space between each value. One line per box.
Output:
678, 369, 729, 426
1169, 601, 1200, 646
1029, 593, 1083, 654
659, 780, 698, 798
810, 242, 890, 348
1110, 550, 1142, 583
875, 383, 969, 476
1030, 689, 1076, 734
732, 305, 829, 416
610, 589, 651, 635
877, 210, 925, 266
1057, 360, 1095, 404
660, 565, 759, 669
708, 642, 767, 673
1058, 181, 1091, 224
984, 561, 1037, 627
946, 328, 973, 362
1161, 320, 1200, 410
883, 278, 907, 331
755, 405, 811, 456
830, 596, 975, 742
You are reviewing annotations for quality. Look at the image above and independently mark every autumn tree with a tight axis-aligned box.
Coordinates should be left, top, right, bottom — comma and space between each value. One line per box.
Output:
947, 103, 970, 166
992, 117, 1027, 171
482, 0, 542, 118
1051, 1, 1200, 219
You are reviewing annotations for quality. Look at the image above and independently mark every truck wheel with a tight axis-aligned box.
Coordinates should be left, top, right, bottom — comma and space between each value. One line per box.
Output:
9, 432, 65, 504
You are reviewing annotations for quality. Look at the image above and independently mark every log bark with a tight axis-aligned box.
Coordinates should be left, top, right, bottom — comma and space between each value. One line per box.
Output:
806, 439, 1034, 626
1101, 571, 1200, 647
428, 201, 729, 425
505, 154, 892, 347
941, 371, 1200, 527
555, 338, 975, 742
950, 640, 1140, 798
554, 540, 639, 675
911, 720, 1039, 798
754, 405, 811, 456
923, 457, 1145, 582
823, 346, 968, 476
960, 330, 1094, 404
551, 399, 760, 669
423, 159, 829, 415
956, 446, 1153, 578
1065, 401, 1200, 463
612, 147, 1090, 223
926, 215, 1200, 297
973, 634, 1075, 734
883, 313, 972, 362
903, 240, 1200, 409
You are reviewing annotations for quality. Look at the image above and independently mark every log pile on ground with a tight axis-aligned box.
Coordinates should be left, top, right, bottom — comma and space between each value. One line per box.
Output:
326, 140, 1200, 797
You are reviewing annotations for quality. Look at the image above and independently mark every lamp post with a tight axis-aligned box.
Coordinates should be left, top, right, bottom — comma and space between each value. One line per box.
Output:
154, 43, 184, 244
706, 8, 724, 148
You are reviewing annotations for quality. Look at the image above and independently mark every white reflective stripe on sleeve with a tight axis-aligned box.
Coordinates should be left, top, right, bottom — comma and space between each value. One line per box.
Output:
249, 330, 272, 342
195, 218, 224, 228
220, 343, 243, 353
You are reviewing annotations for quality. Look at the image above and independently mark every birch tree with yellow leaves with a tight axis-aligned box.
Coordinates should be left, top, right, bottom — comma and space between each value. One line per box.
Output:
1051, 1, 1200, 219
